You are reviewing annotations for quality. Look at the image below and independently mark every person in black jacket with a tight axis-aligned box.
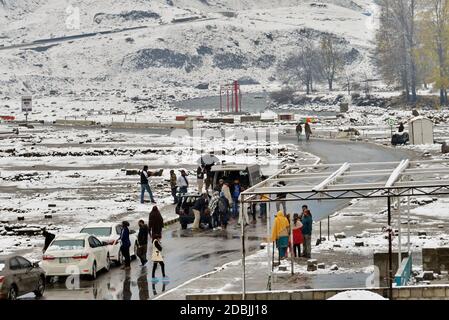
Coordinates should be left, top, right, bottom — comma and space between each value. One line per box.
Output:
137, 220, 149, 266
140, 165, 156, 204
42, 230, 55, 253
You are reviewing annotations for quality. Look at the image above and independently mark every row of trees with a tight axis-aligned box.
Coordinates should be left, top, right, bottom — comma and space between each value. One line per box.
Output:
277, 35, 348, 94
376, 0, 449, 105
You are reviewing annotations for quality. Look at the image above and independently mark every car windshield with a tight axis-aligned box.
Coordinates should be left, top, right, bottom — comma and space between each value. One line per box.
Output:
50, 240, 85, 250
80, 227, 112, 237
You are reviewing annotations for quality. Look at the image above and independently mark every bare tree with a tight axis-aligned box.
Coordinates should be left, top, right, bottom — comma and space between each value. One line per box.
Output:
319, 35, 344, 91
278, 40, 321, 94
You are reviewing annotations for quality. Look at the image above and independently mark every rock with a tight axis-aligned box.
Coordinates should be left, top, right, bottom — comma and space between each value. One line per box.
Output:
278, 266, 288, 271
330, 264, 339, 271
44, 214, 52, 219
17, 216, 25, 221
307, 264, 317, 272
333, 244, 342, 248
422, 271, 435, 281
48, 204, 56, 208
334, 232, 346, 240
438, 225, 444, 229
355, 241, 365, 247
195, 83, 209, 90
317, 263, 325, 269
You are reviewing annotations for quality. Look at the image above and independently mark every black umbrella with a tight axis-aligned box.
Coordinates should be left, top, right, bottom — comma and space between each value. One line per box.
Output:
197, 154, 220, 166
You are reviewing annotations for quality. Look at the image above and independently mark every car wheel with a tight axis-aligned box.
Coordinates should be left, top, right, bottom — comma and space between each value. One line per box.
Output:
8, 285, 18, 300
105, 254, 111, 272
34, 276, 45, 298
90, 262, 97, 280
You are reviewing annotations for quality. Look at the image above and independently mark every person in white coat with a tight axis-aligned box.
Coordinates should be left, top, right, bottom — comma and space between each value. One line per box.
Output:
151, 235, 166, 280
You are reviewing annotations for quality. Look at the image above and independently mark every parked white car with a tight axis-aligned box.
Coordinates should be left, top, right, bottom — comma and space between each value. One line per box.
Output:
41, 233, 110, 280
79, 223, 138, 265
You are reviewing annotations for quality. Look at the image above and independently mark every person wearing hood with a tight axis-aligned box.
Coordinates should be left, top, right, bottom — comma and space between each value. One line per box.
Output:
148, 206, 164, 240
271, 211, 290, 259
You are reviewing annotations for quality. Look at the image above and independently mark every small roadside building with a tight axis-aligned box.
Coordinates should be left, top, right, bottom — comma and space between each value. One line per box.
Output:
409, 116, 434, 145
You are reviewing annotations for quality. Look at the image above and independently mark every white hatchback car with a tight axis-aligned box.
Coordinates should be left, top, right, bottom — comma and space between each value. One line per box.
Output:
41, 233, 110, 280
79, 223, 138, 266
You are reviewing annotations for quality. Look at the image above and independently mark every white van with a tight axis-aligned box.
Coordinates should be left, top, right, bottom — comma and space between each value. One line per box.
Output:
211, 164, 262, 189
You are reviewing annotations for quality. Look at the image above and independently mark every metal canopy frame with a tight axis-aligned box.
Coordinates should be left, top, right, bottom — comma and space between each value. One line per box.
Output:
239, 159, 449, 300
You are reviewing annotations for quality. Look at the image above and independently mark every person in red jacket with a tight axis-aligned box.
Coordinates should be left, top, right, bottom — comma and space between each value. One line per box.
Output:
292, 213, 304, 257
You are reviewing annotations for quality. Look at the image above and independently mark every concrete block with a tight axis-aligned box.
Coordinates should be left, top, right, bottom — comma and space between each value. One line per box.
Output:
392, 289, 399, 299
325, 291, 337, 300
313, 291, 326, 300
246, 293, 256, 300
410, 287, 423, 299
434, 288, 446, 298
398, 289, 411, 299
422, 288, 434, 298
255, 292, 268, 300
291, 292, 303, 300
301, 291, 314, 300
279, 292, 291, 300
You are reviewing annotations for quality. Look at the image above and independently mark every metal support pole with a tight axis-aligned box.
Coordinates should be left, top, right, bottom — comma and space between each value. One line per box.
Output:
327, 216, 330, 240
234, 81, 239, 113
231, 86, 235, 112
397, 194, 402, 267
267, 200, 272, 290
319, 221, 322, 241
226, 89, 229, 112
241, 196, 246, 300
220, 88, 222, 112
387, 196, 393, 300
407, 194, 411, 254
290, 212, 294, 275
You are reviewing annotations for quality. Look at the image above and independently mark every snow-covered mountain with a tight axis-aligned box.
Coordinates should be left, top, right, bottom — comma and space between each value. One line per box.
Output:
0, 0, 379, 97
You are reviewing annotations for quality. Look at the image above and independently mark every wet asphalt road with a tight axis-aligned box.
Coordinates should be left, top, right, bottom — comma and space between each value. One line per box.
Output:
24, 137, 414, 300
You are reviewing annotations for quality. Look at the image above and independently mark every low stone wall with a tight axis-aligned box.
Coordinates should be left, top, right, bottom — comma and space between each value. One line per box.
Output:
186, 285, 449, 300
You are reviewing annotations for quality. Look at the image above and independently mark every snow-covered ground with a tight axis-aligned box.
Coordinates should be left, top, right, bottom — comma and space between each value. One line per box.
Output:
0, 0, 378, 102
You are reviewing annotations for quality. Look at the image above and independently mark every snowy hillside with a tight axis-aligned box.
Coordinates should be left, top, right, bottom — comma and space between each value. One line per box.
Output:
0, 0, 379, 99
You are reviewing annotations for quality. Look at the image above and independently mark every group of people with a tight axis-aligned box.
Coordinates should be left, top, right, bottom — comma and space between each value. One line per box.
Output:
190, 178, 242, 231
296, 122, 313, 142
271, 205, 313, 260
121, 206, 167, 281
